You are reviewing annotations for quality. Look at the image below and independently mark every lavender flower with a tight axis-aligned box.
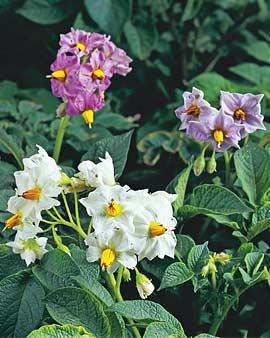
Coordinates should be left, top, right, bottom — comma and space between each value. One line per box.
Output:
175, 87, 214, 132
189, 109, 241, 152
220, 91, 265, 137
59, 28, 92, 57
47, 53, 81, 99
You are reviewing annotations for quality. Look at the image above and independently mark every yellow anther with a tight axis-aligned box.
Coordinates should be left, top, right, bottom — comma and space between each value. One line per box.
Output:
47, 69, 66, 81
213, 129, 224, 148
105, 199, 123, 217
92, 68, 105, 80
82, 109, 94, 128
101, 248, 116, 271
76, 42, 86, 51
149, 221, 166, 237
22, 187, 42, 201
186, 104, 200, 117
4, 213, 22, 230
234, 108, 246, 121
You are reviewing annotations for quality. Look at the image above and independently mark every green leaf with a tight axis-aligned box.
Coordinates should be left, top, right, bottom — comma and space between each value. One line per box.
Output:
0, 161, 16, 189
33, 249, 80, 291
0, 189, 14, 212
248, 203, 270, 239
239, 267, 251, 284
84, 0, 132, 37
175, 235, 195, 262
108, 300, 184, 333
159, 262, 194, 290
230, 63, 270, 87
96, 112, 137, 131
187, 242, 209, 273
46, 287, 111, 338
193, 335, 218, 338
27, 324, 94, 338
180, 184, 252, 217
173, 164, 192, 212
234, 143, 270, 204
0, 128, 23, 169
0, 271, 45, 338
143, 322, 186, 338
106, 312, 126, 338
124, 21, 157, 60
17, 0, 77, 25
241, 41, 270, 64
245, 252, 264, 275
0, 245, 26, 280
70, 244, 99, 280
81, 130, 133, 179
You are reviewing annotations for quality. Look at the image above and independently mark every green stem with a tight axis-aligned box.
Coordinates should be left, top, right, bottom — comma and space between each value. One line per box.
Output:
106, 272, 142, 338
62, 192, 75, 225
53, 115, 69, 162
73, 189, 81, 228
224, 150, 231, 188
211, 271, 217, 289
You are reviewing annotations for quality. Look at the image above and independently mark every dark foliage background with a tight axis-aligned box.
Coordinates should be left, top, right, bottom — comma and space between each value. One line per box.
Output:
0, 0, 270, 336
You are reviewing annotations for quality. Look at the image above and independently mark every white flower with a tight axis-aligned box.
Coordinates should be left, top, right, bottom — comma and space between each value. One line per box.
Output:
84, 228, 137, 273
80, 185, 134, 234
135, 270, 155, 299
7, 232, 47, 266
9, 146, 63, 219
134, 192, 177, 261
77, 152, 115, 187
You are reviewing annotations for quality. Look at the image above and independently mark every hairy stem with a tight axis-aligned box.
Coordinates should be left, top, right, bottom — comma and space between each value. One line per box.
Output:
224, 151, 231, 188
53, 115, 69, 162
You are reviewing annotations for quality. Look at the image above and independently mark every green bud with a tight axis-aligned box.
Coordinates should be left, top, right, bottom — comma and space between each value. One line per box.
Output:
60, 172, 72, 186
206, 151, 217, 174
123, 267, 131, 282
193, 153, 205, 176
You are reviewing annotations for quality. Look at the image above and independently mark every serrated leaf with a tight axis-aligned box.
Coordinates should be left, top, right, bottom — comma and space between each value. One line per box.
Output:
81, 130, 133, 179
187, 242, 209, 273
17, 0, 76, 24
143, 322, 186, 338
46, 287, 111, 338
108, 300, 184, 333
33, 249, 80, 291
234, 143, 270, 204
159, 262, 194, 290
175, 235, 195, 262
27, 324, 94, 338
84, 0, 132, 37
0, 271, 45, 337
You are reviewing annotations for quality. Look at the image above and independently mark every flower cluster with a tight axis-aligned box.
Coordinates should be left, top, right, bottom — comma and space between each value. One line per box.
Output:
78, 154, 177, 273
47, 28, 132, 127
175, 87, 265, 152
5, 146, 63, 265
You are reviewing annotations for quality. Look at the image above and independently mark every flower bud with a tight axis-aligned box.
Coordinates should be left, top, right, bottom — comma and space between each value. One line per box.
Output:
136, 271, 155, 299
193, 152, 205, 176
60, 172, 72, 186
206, 151, 217, 174
123, 267, 131, 282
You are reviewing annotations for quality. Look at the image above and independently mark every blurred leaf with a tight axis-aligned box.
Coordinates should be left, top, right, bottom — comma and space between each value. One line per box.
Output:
230, 63, 270, 87
241, 40, 270, 64
84, 0, 132, 37
17, 0, 77, 24
0, 128, 24, 168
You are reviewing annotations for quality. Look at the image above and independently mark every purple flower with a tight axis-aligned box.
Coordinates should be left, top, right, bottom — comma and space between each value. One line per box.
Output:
48, 53, 81, 99
189, 109, 241, 152
220, 91, 265, 137
59, 28, 92, 57
109, 47, 132, 76
66, 92, 105, 116
175, 87, 215, 132
79, 50, 112, 94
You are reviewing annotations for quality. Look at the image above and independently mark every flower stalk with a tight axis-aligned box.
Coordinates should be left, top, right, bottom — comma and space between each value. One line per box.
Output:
53, 115, 70, 162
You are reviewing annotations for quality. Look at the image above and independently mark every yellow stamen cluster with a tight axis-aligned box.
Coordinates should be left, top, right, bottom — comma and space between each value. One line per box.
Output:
234, 108, 246, 121
201, 252, 231, 278
105, 199, 123, 217
213, 129, 224, 149
149, 221, 166, 237
47, 69, 66, 82
186, 104, 200, 117
76, 42, 86, 51
4, 213, 22, 230
101, 248, 116, 271
22, 187, 42, 201
91, 68, 105, 80
82, 109, 94, 128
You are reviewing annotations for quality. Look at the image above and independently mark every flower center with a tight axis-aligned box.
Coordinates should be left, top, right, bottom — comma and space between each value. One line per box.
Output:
101, 248, 116, 271
22, 186, 42, 201
213, 129, 224, 149
91, 68, 105, 80
149, 221, 166, 237
82, 109, 94, 127
105, 199, 122, 217
76, 42, 86, 51
4, 212, 22, 230
23, 238, 40, 251
50, 69, 66, 82
234, 108, 246, 121
186, 104, 200, 117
